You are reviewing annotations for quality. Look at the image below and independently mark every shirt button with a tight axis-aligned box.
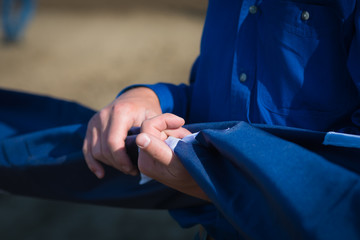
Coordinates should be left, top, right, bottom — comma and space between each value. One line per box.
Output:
249, 5, 258, 14
239, 73, 247, 82
301, 10, 310, 21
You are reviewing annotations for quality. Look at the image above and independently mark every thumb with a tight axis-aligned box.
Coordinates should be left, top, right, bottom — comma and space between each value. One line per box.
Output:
136, 133, 174, 165
136, 133, 175, 177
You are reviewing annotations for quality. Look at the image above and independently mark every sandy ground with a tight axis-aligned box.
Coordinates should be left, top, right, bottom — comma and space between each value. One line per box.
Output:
0, 2, 206, 239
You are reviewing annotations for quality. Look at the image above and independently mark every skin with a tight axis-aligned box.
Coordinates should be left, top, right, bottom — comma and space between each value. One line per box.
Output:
83, 87, 162, 178
82, 87, 209, 201
136, 113, 209, 201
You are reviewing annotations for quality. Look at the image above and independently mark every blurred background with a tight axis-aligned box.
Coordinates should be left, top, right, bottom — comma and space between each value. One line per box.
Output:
0, 0, 206, 239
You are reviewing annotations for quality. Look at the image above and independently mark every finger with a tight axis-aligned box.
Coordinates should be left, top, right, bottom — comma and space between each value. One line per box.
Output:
83, 136, 105, 179
83, 112, 109, 164
96, 109, 115, 163
136, 133, 210, 202
163, 127, 192, 139
136, 133, 174, 177
86, 114, 112, 167
105, 106, 138, 175
91, 125, 110, 165
141, 114, 186, 139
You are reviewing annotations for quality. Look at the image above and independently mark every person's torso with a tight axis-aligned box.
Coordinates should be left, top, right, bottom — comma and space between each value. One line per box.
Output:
189, 0, 359, 131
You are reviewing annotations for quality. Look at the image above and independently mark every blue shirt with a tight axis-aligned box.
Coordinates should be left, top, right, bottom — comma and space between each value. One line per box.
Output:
122, 0, 360, 238
136, 0, 360, 132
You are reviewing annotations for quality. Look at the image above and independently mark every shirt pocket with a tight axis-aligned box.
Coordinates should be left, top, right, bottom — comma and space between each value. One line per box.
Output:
255, 1, 355, 118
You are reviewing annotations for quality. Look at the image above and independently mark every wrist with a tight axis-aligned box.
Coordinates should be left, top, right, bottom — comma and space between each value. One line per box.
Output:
118, 87, 162, 115
118, 83, 174, 114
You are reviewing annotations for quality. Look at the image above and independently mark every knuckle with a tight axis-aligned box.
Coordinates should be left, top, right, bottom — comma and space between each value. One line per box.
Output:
86, 118, 99, 134
112, 102, 131, 114
92, 148, 103, 160
106, 136, 119, 150
163, 113, 173, 118
89, 112, 100, 125
98, 109, 108, 119
140, 118, 152, 130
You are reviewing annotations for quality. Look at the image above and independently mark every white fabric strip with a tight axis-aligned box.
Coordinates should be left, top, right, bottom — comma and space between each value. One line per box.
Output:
323, 131, 360, 148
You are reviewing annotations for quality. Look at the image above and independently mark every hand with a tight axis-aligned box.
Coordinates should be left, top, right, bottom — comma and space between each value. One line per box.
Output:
136, 113, 210, 201
83, 87, 162, 178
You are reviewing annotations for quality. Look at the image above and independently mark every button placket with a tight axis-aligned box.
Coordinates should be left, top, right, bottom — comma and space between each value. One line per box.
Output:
241, 4, 258, 84
230, 0, 260, 120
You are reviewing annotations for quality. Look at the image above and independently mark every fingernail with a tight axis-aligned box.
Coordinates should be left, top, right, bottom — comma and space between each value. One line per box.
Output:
137, 134, 151, 148
94, 169, 103, 179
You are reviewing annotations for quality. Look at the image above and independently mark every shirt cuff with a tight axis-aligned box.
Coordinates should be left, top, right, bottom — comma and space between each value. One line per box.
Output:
117, 83, 174, 113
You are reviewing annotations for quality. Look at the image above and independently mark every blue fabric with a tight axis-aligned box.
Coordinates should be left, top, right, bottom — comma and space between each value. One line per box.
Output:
0, 89, 205, 209
134, 0, 360, 131
1, 89, 360, 239
2, 1, 360, 237
119, 2, 360, 235
171, 122, 360, 239
2, 0, 35, 41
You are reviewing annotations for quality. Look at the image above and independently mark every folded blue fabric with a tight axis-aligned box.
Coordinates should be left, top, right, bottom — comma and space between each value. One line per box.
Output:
172, 123, 360, 239
1, 89, 359, 239
0, 89, 204, 209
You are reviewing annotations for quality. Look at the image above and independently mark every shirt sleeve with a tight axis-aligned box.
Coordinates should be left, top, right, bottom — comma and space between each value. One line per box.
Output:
117, 57, 199, 120
118, 83, 192, 119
